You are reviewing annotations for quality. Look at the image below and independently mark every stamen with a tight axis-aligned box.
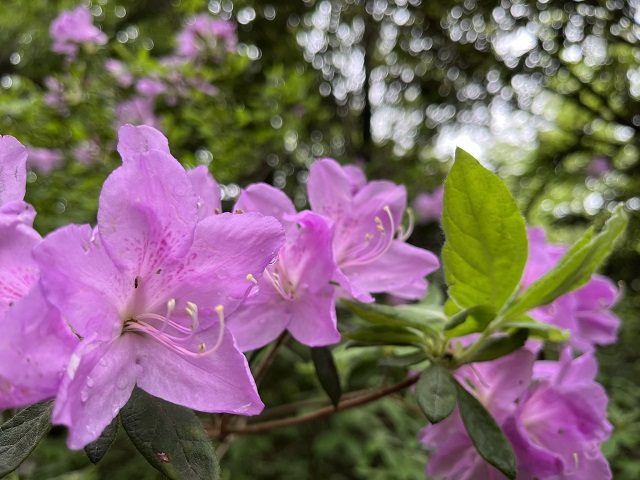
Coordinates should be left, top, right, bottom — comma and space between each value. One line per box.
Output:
340, 205, 395, 269
197, 201, 202, 209
214, 208, 221, 215
246, 273, 258, 285
397, 207, 415, 242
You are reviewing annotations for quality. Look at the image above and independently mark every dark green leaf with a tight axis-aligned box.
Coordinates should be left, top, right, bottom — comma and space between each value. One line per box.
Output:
84, 415, 119, 464
345, 326, 425, 346
455, 382, 516, 479
504, 205, 628, 318
441, 148, 528, 310
462, 330, 528, 364
342, 299, 445, 337
0, 401, 53, 477
444, 305, 496, 338
378, 351, 428, 368
121, 388, 220, 480
311, 346, 342, 407
416, 365, 456, 423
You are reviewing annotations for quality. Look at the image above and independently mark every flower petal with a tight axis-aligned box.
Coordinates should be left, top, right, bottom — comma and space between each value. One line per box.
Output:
116, 124, 170, 163
98, 150, 198, 278
0, 284, 78, 409
235, 183, 296, 222
187, 166, 221, 220
288, 285, 340, 347
0, 135, 27, 206
34, 224, 128, 340
53, 335, 142, 449
135, 326, 263, 415
307, 158, 353, 217
340, 240, 439, 299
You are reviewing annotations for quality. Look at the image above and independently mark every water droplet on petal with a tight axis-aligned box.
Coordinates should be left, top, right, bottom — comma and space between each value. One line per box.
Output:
115, 375, 130, 390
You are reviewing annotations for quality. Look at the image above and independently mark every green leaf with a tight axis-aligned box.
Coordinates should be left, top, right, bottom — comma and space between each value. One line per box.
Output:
462, 329, 528, 364
444, 305, 496, 338
0, 401, 53, 477
378, 351, 428, 368
503, 317, 570, 342
342, 299, 445, 337
345, 326, 425, 346
504, 205, 628, 318
311, 346, 342, 407
441, 148, 528, 310
121, 388, 220, 480
84, 415, 119, 464
416, 365, 456, 423
455, 382, 517, 479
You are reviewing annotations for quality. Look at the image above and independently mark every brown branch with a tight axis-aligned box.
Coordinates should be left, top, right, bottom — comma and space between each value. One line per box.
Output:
252, 331, 290, 387
209, 375, 419, 437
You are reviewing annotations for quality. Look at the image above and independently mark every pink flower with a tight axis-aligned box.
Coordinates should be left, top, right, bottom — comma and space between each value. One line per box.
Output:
26, 146, 63, 174
227, 184, 340, 351
175, 15, 237, 60
115, 97, 159, 130
104, 59, 134, 87
307, 158, 439, 302
71, 140, 101, 165
136, 78, 167, 98
33, 125, 285, 448
0, 135, 78, 409
50, 6, 107, 59
413, 186, 444, 224
523, 227, 620, 351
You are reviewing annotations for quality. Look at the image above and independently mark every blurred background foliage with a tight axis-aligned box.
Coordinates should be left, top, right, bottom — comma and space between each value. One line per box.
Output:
1, 0, 639, 478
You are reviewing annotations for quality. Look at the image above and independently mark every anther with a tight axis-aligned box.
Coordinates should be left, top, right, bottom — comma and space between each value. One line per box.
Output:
214, 208, 221, 215
197, 201, 202, 209
234, 209, 244, 214
246, 273, 258, 285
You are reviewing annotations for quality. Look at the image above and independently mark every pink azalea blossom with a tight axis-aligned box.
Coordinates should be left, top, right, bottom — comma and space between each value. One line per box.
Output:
227, 184, 340, 351
0, 135, 78, 409
523, 227, 620, 351
104, 59, 134, 87
26, 146, 64, 174
50, 6, 107, 59
175, 15, 237, 60
307, 158, 439, 302
421, 349, 612, 479
413, 186, 444, 224
115, 97, 160, 130
136, 78, 167, 98
33, 125, 285, 448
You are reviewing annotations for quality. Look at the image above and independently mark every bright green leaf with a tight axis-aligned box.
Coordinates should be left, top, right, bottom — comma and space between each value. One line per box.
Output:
0, 401, 53, 477
444, 305, 497, 338
455, 382, 517, 479
504, 205, 628, 318
441, 148, 528, 310
503, 317, 570, 342
121, 388, 220, 480
416, 365, 456, 423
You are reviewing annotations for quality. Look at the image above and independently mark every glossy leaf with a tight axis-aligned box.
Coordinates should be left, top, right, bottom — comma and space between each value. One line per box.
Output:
378, 351, 428, 368
441, 148, 528, 310
455, 382, 517, 479
416, 365, 456, 423
0, 401, 53, 477
121, 388, 220, 480
84, 415, 119, 464
345, 326, 425, 346
503, 317, 570, 342
505, 204, 628, 318
311, 346, 342, 407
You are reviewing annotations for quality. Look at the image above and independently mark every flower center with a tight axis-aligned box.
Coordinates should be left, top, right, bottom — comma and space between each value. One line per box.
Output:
123, 299, 226, 357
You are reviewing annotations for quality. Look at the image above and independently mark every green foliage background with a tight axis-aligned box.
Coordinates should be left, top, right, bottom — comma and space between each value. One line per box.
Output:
1, 0, 639, 478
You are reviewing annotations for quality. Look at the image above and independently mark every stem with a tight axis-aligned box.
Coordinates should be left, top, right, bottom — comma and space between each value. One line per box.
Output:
210, 375, 419, 437
252, 331, 290, 387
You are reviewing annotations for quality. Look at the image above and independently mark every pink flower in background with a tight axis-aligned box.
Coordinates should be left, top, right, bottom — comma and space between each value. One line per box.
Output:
43, 76, 66, 110
104, 59, 134, 87
71, 140, 100, 165
0, 135, 78, 409
50, 6, 107, 58
34, 125, 284, 449
136, 78, 167, 98
413, 186, 444, 224
26, 146, 63, 174
115, 97, 159, 130
421, 349, 612, 479
175, 15, 237, 60
228, 184, 340, 351
587, 156, 611, 176
523, 227, 620, 351
307, 158, 439, 302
